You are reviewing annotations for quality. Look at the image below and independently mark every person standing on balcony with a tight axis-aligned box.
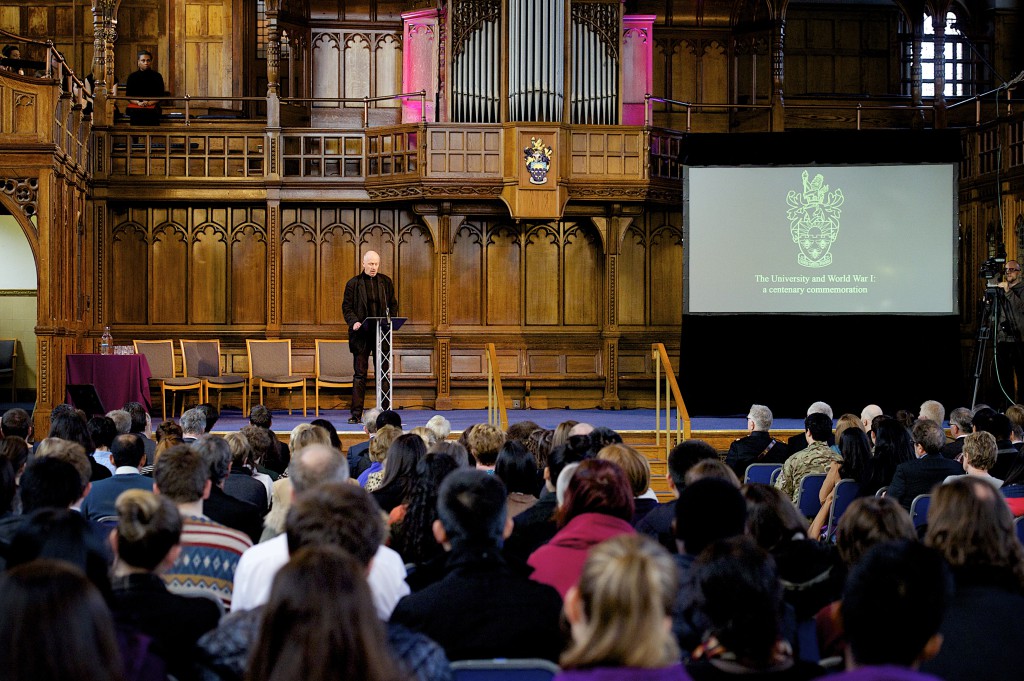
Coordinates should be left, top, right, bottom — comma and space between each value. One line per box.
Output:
125, 50, 165, 126
342, 250, 398, 424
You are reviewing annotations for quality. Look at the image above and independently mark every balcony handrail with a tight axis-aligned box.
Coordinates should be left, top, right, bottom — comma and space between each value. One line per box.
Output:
644, 95, 772, 130
651, 343, 690, 455
281, 91, 428, 126
107, 95, 267, 127
486, 343, 509, 432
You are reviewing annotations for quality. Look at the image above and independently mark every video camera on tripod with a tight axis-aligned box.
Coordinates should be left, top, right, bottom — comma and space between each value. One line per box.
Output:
980, 256, 1007, 290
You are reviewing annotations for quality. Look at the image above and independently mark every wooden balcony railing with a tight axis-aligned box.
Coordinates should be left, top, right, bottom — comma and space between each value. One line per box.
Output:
651, 342, 690, 455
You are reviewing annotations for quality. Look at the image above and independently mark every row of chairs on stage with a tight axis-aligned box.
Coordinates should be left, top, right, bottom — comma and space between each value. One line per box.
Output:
133, 339, 357, 420
743, 461, 1024, 543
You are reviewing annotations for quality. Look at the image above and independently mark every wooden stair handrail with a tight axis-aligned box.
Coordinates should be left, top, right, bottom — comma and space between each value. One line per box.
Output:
652, 343, 691, 454
486, 343, 509, 431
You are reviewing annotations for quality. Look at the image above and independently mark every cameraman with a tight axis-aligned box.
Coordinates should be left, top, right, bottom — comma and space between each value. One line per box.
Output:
997, 259, 1024, 402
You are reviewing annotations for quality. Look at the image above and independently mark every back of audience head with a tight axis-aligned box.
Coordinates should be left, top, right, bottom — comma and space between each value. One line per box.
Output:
391, 451, 459, 563
288, 443, 348, 494
309, 418, 342, 449
468, 423, 505, 467
6, 509, 112, 594
684, 458, 740, 488
225, 430, 256, 472
249, 404, 273, 428
548, 443, 586, 492
192, 434, 232, 485
0, 559, 123, 681
409, 425, 439, 448
240, 423, 276, 468
494, 440, 538, 496
895, 409, 916, 430
369, 424, 402, 464
114, 489, 182, 572
667, 439, 718, 490
362, 407, 382, 434
195, 403, 218, 433
961, 430, 997, 472
692, 536, 784, 669
918, 399, 945, 425
179, 407, 207, 437
861, 403, 883, 431
871, 416, 915, 468
561, 534, 679, 671
834, 413, 862, 443
105, 408, 131, 434
111, 432, 145, 469
154, 445, 209, 504
834, 496, 916, 567
842, 540, 951, 668
506, 420, 540, 447
1, 406, 32, 440
748, 404, 773, 431
948, 407, 973, 435
588, 426, 622, 451
552, 420, 580, 448
34, 438, 90, 492
597, 443, 648, 498
288, 422, 330, 454
984, 412, 1012, 441
425, 414, 451, 441
559, 458, 633, 527
526, 427, 554, 470
924, 475, 1024, 587
285, 482, 382, 563
741, 483, 808, 551
122, 401, 149, 434
375, 409, 402, 431
48, 410, 93, 451
19, 456, 85, 512
377, 433, 427, 497
675, 477, 746, 556
436, 468, 509, 549
155, 419, 183, 443
838, 427, 873, 481
86, 416, 117, 451
249, 546, 398, 681
805, 412, 833, 442
911, 419, 945, 456
427, 440, 471, 468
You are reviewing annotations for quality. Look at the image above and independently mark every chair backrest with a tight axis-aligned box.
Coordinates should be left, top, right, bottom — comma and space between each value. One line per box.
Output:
181, 340, 222, 378
133, 340, 176, 378
0, 339, 15, 371
770, 466, 783, 485
826, 479, 861, 541
796, 473, 828, 517
315, 340, 354, 379
1002, 484, 1024, 500
744, 462, 783, 485
910, 494, 931, 529
247, 339, 293, 379
450, 659, 560, 681
875, 486, 888, 498
1015, 515, 1024, 545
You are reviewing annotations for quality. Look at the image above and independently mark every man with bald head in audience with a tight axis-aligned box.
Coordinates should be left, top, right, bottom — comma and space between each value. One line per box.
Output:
343, 250, 398, 424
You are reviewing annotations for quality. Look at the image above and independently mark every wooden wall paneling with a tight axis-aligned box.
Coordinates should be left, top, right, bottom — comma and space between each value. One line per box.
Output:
344, 33, 371, 100
486, 224, 522, 325
312, 32, 342, 101
649, 218, 683, 326
319, 216, 355, 327
182, 0, 233, 98
190, 220, 228, 324
617, 221, 647, 326
116, 2, 167, 91
151, 215, 188, 324
280, 220, 317, 324
564, 221, 600, 326
450, 220, 483, 324
374, 33, 401, 108
397, 218, 434, 325
109, 213, 149, 324
358, 207, 396, 271
230, 209, 268, 324
524, 223, 559, 325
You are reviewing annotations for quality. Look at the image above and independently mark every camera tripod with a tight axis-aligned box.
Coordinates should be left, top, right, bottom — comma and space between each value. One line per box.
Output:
970, 286, 1024, 408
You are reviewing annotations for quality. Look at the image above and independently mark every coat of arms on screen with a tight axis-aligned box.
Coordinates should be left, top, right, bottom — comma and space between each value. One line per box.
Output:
524, 137, 553, 185
786, 170, 845, 268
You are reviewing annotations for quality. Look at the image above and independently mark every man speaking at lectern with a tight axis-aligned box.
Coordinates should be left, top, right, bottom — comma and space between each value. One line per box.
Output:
343, 251, 398, 424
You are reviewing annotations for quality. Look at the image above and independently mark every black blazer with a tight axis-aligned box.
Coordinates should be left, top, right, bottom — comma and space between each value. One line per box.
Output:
887, 454, 965, 509
342, 272, 397, 355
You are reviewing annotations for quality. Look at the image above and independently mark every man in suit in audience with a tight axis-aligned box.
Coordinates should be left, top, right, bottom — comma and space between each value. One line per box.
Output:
635, 438, 719, 553
345, 407, 381, 477
775, 412, 840, 504
940, 407, 972, 459
787, 401, 835, 454
972, 408, 1019, 478
887, 419, 964, 510
725, 404, 788, 480
193, 435, 264, 543
80, 433, 155, 521
390, 469, 565, 662
919, 399, 945, 426
861, 404, 883, 433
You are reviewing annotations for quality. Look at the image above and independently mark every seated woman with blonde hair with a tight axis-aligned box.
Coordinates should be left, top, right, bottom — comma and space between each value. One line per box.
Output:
557, 533, 690, 681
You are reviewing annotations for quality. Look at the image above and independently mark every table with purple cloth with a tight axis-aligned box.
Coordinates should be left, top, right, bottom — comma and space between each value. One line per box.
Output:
65, 353, 153, 413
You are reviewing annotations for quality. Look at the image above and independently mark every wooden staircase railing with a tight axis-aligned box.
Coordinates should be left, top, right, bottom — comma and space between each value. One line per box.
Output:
652, 343, 690, 455
486, 343, 509, 431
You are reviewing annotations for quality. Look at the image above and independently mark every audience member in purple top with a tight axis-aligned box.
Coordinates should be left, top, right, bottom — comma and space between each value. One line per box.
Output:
555, 534, 692, 681
822, 540, 950, 681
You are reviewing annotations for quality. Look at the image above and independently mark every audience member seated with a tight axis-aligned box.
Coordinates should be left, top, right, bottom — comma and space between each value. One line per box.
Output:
972, 409, 1019, 480
425, 414, 452, 444
230, 443, 409, 618
743, 484, 842, 622
867, 416, 915, 492
809, 427, 876, 538
288, 422, 331, 460
599, 442, 658, 524
123, 401, 157, 463
194, 435, 264, 543
943, 430, 1002, 489
154, 445, 252, 609
999, 452, 1024, 516
920, 476, 1024, 680
309, 416, 349, 466
360, 424, 402, 490
390, 468, 565, 661
787, 402, 836, 455
940, 407, 973, 459
886, 420, 963, 510
429, 440, 471, 467
686, 537, 824, 680
0, 559, 124, 681
409, 425, 439, 447
775, 413, 839, 504
526, 427, 554, 482
248, 405, 290, 475
0, 435, 28, 515
1, 406, 33, 442
373, 433, 427, 514
50, 409, 110, 482
528, 458, 636, 598
223, 430, 272, 511
87, 415, 118, 474
828, 540, 950, 681
80, 434, 153, 521
637, 439, 719, 553
553, 419, 580, 449
671, 478, 748, 656
813, 496, 916, 663
495, 439, 540, 519
109, 489, 222, 681
1, 44, 26, 75
198, 482, 448, 681
726, 404, 789, 479
389, 451, 460, 568
685, 459, 741, 487
556, 534, 690, 681
467, 423, 506, 473
106, 408, 132, 435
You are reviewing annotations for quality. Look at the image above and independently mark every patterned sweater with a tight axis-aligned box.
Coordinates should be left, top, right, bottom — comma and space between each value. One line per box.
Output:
163, 514, 252, 611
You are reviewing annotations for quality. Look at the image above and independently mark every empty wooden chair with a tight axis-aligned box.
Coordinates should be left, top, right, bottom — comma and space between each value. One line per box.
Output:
314, 339, 355, 417
132, 340, 203, 420
246, 339, 307, 416
180, 339, 248, 414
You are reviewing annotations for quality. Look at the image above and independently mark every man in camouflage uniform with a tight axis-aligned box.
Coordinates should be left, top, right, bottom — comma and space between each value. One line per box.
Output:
775, 412, 839, 503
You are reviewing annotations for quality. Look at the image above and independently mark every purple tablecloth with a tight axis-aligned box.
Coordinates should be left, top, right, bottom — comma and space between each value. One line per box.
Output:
66, 354, 153, 413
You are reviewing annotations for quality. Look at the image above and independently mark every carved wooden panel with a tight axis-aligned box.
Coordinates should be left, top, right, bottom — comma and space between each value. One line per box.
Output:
451, 220, 484, 324
152, 219, 189, 324
312, 29, 402, 108
182, 0, 233, 98
619, 211, 682, 327
569, 130, 643, 178
427, 128, 502, 176
524, 224, 559, 325
486, 225, 521, 325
